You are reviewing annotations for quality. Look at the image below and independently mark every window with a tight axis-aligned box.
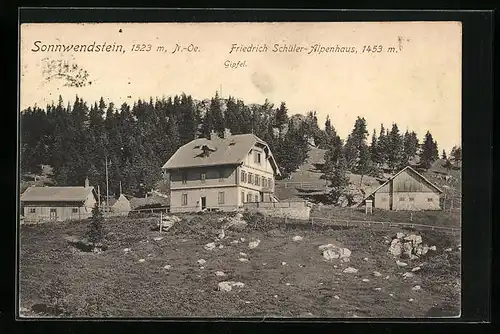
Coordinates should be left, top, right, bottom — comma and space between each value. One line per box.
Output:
262, 178, 267, 188
218, 192, 225, 205
247, 193, 252, 203
399, 197, 405, 201
218, 170, 224, 181
50, 208, 57, 213
200, 172, 206, 183
409, 197, 415, 201
254, 194, 259, 202
181, 194, 188, 206
248, 173, 253, 184
427, 198, 433, 202
241, 191, 245, 203
182, 171, 188, 184
255, 152, 261, 164
255, 175, 260, 186
268, 178, 273, 188
72, 208, 78, 213
241, 170, 246, 183
29, 208, 36, 213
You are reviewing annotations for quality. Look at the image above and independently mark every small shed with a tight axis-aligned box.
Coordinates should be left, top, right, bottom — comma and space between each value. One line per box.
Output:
102, 194, 131, 216
356, 166, 443, 211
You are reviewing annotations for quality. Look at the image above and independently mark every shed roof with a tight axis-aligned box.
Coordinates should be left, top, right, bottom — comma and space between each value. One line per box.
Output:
21, 186, 95, 202
162, 133, 280, 175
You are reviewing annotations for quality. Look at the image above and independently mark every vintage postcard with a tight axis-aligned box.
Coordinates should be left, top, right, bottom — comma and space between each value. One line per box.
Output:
18, 21, 462, 318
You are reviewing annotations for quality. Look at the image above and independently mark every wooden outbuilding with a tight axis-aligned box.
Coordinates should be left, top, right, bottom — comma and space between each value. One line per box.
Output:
356, 166, 443, 211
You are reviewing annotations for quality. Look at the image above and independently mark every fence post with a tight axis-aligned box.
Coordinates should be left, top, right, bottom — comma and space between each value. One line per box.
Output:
159, 211, 162, 233
311, 217, 314, 230
410, 213, 413, 222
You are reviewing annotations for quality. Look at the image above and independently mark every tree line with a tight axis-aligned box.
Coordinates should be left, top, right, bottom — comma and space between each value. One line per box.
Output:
20, 93, 310, 197
20, 92, 461, 202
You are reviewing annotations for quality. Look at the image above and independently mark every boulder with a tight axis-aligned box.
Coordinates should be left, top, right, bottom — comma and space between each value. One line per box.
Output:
412, 285, 421, 291
429, 245, 437, 251
222, 216, 248, 231
402, 242, 413, 258
215, 271, 226, 277
248, 239, 261, 249
218, 281, 233, 292
411, 266, 421, 272
238, 258, 249, 262
319, 244, 351, 261
204, 242, 216, 251
218, 281, 245, 292
164, 264, 172, 269
396, 232, 405, 239
404, 234, 423, 245
388, 239, 403, 257
396, 260, 408, 267
402, 272, 414, 279
239, 252, 248, 257
197, 259, 206, 265
373, 271, 382, 277
138, 259, 145, 263
292, 236, 303, 242
362, 278, 370, 282
343, 267, 358, 274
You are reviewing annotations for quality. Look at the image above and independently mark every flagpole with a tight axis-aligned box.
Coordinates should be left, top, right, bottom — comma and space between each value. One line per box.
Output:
105, 156, 109, 212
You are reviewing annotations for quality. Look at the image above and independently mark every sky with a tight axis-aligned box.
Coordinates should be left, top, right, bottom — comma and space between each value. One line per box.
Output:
20, 22, 462, 152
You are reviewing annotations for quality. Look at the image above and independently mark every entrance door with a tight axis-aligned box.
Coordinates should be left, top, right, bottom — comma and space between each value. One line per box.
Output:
201, 197, 207, 210
49, 208, 57, 220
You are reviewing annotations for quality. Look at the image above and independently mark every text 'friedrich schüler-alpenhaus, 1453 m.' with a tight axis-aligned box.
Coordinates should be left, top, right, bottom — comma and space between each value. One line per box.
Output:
229, 43, 357, 54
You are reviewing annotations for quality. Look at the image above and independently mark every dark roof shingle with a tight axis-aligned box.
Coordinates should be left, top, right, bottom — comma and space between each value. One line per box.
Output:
162, 133, 280, 174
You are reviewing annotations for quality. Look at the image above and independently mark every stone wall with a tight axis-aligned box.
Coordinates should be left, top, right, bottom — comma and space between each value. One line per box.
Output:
243, 201, 311, 220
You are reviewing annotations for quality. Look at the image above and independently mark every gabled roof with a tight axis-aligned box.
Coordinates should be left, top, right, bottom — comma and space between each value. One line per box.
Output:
106, 194, 130, 207
355, 166, 443, 207
162, 133, 281, 175
21, 186, 95, 202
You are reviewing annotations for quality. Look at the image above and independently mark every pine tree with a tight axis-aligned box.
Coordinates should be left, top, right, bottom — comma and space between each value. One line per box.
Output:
441, 149, 447, 160
343, 117, 368, 171
86, 203, 105, 251
202, 91, 225, 137
323, 152, 350, 205
273, 119, 309, 178
377, 124, 389, 166
402, 130, 419, 166
275, 101, 289, 131
450, 145, 462, 166
420, 131, 439, 169
387, 123, 404, 171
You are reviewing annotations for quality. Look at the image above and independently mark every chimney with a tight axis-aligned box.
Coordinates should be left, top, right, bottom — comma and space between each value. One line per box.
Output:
223, 128, 232, 139
210, 130, 219, 141
84, 177, 90, 188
